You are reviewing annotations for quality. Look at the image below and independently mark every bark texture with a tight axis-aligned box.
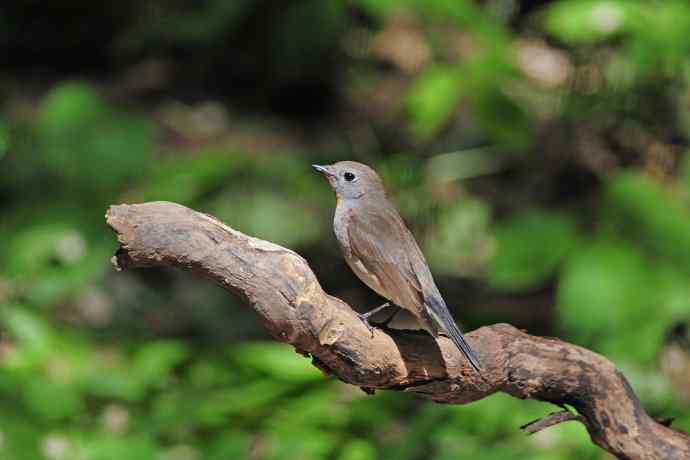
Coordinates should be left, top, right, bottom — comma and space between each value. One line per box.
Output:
106, 201, 690, 460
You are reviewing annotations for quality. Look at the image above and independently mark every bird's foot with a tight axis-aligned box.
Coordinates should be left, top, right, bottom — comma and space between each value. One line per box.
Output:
357, 313, 377, 337
357, 302, 401, 337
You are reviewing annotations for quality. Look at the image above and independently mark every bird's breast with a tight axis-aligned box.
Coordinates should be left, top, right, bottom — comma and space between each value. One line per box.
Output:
333, 205, 351, 256
333, 206, 387, 297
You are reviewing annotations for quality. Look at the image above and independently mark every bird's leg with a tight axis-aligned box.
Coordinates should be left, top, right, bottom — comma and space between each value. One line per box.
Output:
360, 301, 392, 319
376, 305, 401, 328
357, 302, 391, 336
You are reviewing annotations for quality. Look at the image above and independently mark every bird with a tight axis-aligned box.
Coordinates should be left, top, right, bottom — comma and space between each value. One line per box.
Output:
312, 161, 481, 372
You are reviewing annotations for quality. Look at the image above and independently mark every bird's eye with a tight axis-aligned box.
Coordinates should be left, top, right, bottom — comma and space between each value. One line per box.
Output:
344, 172, 356, 182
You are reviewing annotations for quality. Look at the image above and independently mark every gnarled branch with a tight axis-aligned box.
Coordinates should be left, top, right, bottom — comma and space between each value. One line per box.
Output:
106, 201, 690, 460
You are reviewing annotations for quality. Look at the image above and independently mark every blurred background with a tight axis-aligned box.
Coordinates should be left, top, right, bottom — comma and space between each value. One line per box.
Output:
2, 0, 690, 459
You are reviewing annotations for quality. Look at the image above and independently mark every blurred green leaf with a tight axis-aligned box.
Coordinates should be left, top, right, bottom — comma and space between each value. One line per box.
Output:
271, 0, 345, 78
624, 2, 690, 77
337, 440, 376, 460
558, 241, 646, 334
5, 225, 85, 277
557, 240, 665, 362
0, 118, 8, 159
122, 0, 254, 48
682, 152, 690, 193
1, 306, 52, 358
23, 379, 83, 420
36, 81, 153, 198
489, 209, 578, 292
210, 190, 322, 247
380, 403, 447, 460
473, 89, 533, 150
266, 428, 338, 460
4, 226, 111, 306
80, 435, 158, 460
350, 0, 403, 15
546, 0, 631, 44
131, 341, 189, 390
602, 172, 690, 271
269, 386, 349, 431
407, 66, 463, 138
231, 342, 322, 383
138, 150, 246, 205
427, 198, 493, 276
447, 393, 553, 439
206, 432, 250, 460
195, 380, 290, 422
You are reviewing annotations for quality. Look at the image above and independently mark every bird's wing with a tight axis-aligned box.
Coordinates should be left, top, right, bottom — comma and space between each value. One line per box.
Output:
347, 206, 426, 312
348, 208, 481, 371
348, 205, 482, 371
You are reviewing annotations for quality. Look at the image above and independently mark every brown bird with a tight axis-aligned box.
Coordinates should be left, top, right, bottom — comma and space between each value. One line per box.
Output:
313, 161, 481, 372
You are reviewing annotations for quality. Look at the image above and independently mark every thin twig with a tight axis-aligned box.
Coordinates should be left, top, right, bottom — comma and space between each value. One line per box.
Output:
521, 410, 584, 435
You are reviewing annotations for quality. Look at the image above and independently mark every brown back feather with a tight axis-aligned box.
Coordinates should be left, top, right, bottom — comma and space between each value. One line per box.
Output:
347, 202, 433, 319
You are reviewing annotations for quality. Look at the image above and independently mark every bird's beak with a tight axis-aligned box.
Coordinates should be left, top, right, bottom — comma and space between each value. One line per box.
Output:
312, 164, 335, 177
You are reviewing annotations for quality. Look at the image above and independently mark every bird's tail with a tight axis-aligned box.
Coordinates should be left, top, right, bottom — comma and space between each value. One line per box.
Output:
425, 297, 482, 373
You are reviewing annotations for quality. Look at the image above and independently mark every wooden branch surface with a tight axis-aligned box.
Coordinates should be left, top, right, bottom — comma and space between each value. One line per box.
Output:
106, 201, 690, 460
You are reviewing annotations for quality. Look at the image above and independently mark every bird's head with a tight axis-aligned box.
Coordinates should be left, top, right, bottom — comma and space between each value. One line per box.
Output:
312, 161, 386, 201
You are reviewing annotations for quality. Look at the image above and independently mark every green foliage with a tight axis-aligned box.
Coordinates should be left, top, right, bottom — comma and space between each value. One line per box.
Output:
231, 342, 322, 383
490, 209, 578, 292
557, 241, 651, 350
407, 66, 464, 138
545, 0, 632, 44
270, 0, 346, 77
547, 0, 690, 80
36, 82, 153, 198
427, 197, 492, 275
123, 0, 255, 47
0, 118, 8, 159
602, 172, 690, 270
137, 151, 247, 205
2, 0, 690, 458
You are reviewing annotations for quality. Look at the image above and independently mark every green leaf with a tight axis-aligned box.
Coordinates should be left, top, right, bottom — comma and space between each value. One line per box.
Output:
209, 190, 323, 248
473, 89, 533, 150
266, 428, 338, 460
268, 386, 348, 431
489, 209, 578, 291
5, 225, 85, 277
4, 226, 111, 306
193, 380, 289, 422
0, 118, 8, 160
407, 66, 464, 138
602, 172, 690, 271
137, 151, 246, 205
80, 435, 158, 460
1, 307, 50, 350
206, 432, 250, 460
23, 379, 83, 420
131, 341, 189, 390
338, 440, 377, 460
36, 81, 153, 198
349, 0, 403, 15
39, 82, 105, 128
682, 151, 690, 193
426, 198, 493, 276
546, 0, 631, 44
557, 240, 662, 360
231, 342, 322, 383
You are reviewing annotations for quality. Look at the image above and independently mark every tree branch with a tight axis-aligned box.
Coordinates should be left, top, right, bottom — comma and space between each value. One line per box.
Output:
105, 201, 690, 460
